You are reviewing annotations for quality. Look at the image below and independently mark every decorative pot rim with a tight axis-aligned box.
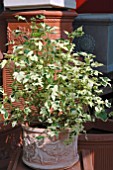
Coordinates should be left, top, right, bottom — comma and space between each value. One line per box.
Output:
21, 124, 72, 134
22, 124, 46, 133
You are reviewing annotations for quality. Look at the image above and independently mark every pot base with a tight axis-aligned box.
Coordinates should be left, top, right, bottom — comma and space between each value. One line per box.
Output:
22, 156, 79, 170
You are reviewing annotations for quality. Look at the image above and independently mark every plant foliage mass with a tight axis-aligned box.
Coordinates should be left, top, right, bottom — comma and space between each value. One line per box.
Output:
0, 15, 111, 137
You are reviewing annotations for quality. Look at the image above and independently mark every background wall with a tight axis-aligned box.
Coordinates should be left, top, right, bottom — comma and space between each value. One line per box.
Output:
76, 0, 113, 13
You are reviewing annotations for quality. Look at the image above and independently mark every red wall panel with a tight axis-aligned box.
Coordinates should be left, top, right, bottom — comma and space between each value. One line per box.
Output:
76, 0, 113, 13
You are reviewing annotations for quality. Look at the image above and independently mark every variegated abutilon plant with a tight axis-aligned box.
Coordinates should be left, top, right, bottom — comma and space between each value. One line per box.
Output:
0, 15, 112, 139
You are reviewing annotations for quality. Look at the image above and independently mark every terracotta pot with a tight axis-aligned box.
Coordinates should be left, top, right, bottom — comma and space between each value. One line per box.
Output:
22, 125, 79, 170
0, 122, 22, 169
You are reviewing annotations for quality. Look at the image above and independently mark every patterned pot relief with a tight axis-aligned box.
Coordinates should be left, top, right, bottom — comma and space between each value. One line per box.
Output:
22, 125, 79, 169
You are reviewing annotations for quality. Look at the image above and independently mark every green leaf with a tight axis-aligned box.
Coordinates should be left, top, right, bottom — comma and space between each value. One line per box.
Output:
105, 99, 111, 108
96, 110, 108, 121
12, 121, 17, 127
0, 59, 7, 68
64, 31, 69, 35
36, 136, 44, 141
24, 107, 31, 115
13, 71, 25, 82
36, 15, 45, 19
9, 95, 16, 102
4, 112, 8, 119
76, 26, 83, 32
15, 15, 26, 21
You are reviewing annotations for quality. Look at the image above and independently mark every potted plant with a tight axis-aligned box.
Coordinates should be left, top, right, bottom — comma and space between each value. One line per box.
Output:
0, 15, 111, 169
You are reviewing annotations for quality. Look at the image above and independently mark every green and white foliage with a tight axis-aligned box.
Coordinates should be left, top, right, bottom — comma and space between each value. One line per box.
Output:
0, 15, 111, 137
